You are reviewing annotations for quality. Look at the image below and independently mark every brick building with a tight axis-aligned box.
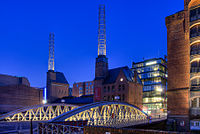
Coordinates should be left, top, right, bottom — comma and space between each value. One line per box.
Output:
72, 81, 94, 97
166, 0, 200, 131
0, 74, 43, 113
46, 71, 69, 103
46, 33, 70, 103
94, 5, 143, 109
95, 66, 143, 108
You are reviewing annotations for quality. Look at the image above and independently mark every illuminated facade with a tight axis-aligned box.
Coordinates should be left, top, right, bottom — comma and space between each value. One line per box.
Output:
72, 81, 94, 97
46, 33, 69, 103
132, 58, 167, 117
94, 5, 143, 108
0, 74, 43, 113
166, 0, 200, 131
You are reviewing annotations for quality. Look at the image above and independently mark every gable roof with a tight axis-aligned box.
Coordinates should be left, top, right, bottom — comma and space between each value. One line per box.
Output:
52, 72, 69, 84
103, 66, 142, 85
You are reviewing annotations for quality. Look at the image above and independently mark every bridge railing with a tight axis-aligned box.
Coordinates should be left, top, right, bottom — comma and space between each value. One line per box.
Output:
38, 123, 84, 134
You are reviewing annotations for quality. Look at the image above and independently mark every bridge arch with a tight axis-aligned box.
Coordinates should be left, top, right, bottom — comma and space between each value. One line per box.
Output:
49, 102, 148, 128
0, 103, 78, 122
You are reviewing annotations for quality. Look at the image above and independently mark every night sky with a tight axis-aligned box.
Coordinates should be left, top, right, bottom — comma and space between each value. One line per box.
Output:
0, 0, 183, 88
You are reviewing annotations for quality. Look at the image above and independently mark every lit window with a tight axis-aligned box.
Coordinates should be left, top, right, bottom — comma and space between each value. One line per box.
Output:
146, 61, 157, 66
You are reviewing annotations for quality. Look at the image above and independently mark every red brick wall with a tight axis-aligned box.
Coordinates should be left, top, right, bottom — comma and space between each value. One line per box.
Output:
73, 81, 94, 97
98, 70, 143, 108
166, 10, 190, 116
51, 83, 69, 99
128, 83, 143, 109
0, 85, 43, 113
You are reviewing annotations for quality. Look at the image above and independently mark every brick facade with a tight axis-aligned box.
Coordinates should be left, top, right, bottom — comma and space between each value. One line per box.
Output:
72, 81, 94, 97
166, 10, 190, 116
166, 0, 200, 131
46, 71, 69, 103
0, 74, 43, 113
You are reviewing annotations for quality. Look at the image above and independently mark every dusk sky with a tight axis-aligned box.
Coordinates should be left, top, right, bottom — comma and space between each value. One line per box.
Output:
0, 0, 183, 87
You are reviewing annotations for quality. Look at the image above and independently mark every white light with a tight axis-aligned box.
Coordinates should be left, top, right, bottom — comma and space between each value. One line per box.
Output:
146, 61, 157, 66
115, 96, 120, 100
156, 88, 163, 92
120, 78, 123, 82
42, 100, 47, 104
61, 99, 65, 103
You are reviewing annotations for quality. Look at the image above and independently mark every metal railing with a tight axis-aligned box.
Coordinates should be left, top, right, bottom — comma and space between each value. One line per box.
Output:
38, 123, 84, 134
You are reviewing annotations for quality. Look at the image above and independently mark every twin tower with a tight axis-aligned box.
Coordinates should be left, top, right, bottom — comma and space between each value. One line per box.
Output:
46, 5, 108, 103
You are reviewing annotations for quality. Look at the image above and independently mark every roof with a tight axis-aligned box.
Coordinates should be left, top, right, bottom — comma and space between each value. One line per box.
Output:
103, 66, 142, 85
54, 95, 94, 105
52, 72, 69, 84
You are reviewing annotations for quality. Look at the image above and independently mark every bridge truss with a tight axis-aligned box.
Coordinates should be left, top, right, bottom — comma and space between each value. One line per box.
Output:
50, 102, 148, 128
0, 104, 78, 122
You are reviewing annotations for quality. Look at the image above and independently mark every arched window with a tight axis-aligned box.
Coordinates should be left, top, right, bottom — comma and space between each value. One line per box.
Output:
190, 25, 200, 38
191, 60, 200, 73
191, 77, 200, 90
190, 6, 200, 22
191, 98, 198, 108
191, 42, 200, 55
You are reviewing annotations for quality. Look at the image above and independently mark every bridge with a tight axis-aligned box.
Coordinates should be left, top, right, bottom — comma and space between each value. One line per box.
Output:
0, 102, 166, 133
0, 103, 78, 122
48, 101, 148, 128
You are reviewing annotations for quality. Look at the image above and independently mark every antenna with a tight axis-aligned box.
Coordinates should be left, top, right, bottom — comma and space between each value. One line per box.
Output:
48, 32, 55, 71
98, 4, 106, 56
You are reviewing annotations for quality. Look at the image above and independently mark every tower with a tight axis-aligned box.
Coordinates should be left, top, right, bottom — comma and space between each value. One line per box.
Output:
166, 0, 200, 131
48, 32, 55, 71
94, 5, 108, 102
46, 32, 69, 103
95, 4, 108, 79
98, 4, 106, 56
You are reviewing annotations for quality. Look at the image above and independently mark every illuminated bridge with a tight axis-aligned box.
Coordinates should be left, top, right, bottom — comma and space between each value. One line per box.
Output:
0, 102, 167, 133
0, 103, 78, 122
47, 102, 149, 128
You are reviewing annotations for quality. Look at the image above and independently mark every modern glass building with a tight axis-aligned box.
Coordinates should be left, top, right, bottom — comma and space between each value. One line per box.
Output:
132, 58, 167, 117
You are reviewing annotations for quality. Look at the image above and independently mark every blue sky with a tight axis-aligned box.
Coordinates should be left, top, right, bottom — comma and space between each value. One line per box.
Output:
0, 0, 184, 87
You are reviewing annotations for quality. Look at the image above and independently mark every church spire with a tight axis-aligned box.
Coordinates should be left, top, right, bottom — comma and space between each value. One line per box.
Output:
98, 4, 106, 56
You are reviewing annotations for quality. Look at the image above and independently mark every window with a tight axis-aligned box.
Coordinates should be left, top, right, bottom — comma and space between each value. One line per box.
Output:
103, 96, 106, 101
104, 86, 106, 92
190, 7, 200, 22
108, 96, 110, 101
112, 95, 114, 101
108, 86, 110, 92
191, 43, 200, 55
122, 84, 125, 90
118, 85, 121, 91
112, 85, 115, 92
190, 25, 200, 38
191, 98, 198, 108
122, 94, 125, 101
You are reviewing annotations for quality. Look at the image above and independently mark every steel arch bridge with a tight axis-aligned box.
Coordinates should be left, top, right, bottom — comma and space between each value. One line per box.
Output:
0, 103, 78, 122
49, 102, 149, 128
